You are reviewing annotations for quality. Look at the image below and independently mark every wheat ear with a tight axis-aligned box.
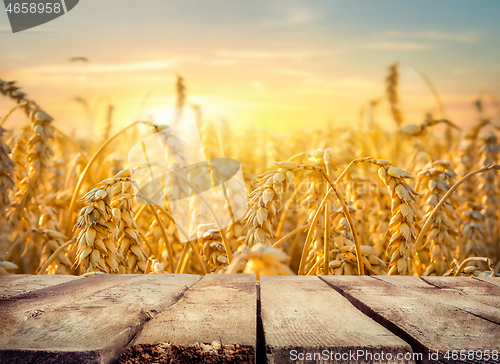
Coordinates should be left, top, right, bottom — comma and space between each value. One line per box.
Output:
72, 184, 120, 274
102, 169, 148, 273
9, 111, 54, 227
416, 164, 500, 250
416, 160, 458, 276
386, 63, 403, 126
0, 126, 15, 220
372, 160, 418, 275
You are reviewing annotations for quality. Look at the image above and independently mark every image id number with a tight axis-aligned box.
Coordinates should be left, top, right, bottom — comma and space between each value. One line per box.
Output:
6, 2, 61, 14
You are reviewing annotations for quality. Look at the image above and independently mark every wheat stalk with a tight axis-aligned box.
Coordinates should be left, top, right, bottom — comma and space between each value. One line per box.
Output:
244, 161, 300, 246
102, 169, 148, 273
37, 239, 74, 275
416, 164, 500, 251
103, 104, 114, 142
72, 184, 119, 274
173, 75, 186, 124
451, 257, 496, 277
415, 160, 458, 276
371, 159, 418, 275
8, 126, 30, 186
400, 116, 460, 138
477, 135, 499, 256
36, 205, 72, 274
200, 228, 229, 273
386, 63, 403, 126
459, 202, 488, 259
8, 111, 54, 233
0, 126, 15, 221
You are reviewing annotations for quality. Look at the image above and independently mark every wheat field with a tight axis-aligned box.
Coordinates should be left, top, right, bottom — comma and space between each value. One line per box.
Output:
1, 64, 499, 278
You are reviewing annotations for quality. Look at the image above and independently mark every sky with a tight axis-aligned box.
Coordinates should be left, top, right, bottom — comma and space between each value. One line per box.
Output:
1, 0, 500, 135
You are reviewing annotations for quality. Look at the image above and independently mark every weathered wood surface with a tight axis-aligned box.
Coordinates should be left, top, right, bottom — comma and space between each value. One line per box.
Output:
476, 277, 500, 287
120, 274, 256, 364
375, 276, 500, 325
0, 274, 499, 364
321, 276, 500, 364
0, 274, 82, 299
421, 276, 500, 309
0, 274, 200, 364
260, 276, 415, 364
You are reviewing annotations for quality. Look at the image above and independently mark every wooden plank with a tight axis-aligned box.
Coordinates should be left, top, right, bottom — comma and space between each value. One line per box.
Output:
0, 274, 82, 299
418, 276, 500, 293
0, 274, 200, 364
321, 276, 500, 364
476, 277, 500, 287
0, 275, 27, 286
420, 276, 500, 309
375, 275, 430, 288
260, 276, 415, 364
121, 274, 256, 364
375, 276, 500, 322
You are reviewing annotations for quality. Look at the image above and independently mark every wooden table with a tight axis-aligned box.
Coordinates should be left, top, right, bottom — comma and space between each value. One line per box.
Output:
0, 274, 498, 363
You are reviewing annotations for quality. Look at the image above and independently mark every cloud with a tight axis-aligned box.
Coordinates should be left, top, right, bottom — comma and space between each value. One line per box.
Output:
23, 59, 192, 74
360, 30, 480, 51
215, 50, 336, 60
279, 5, 322, 25
360, 42, 434, 51
258, 2, 323, 27
374, 30, 480, 43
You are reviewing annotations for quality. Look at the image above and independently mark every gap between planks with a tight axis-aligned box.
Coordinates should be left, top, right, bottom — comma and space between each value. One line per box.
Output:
319, 276, 428, 364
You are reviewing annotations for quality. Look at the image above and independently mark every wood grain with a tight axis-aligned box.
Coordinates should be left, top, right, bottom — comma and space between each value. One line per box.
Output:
321, 276, 500, 364
476, 277, 500, 287
121, 274, 256, 364
0, 274, 200, 364
0, 274, 82, 299
421, 276, 500, 309
260, 276, 415, 364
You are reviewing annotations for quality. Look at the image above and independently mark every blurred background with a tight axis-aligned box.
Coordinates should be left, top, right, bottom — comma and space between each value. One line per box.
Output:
1, 0, 500, 135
